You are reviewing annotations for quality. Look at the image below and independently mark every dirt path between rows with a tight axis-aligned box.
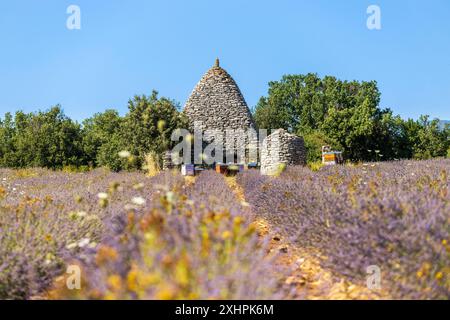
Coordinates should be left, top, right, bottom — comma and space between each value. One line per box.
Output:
224, 176, 390, 300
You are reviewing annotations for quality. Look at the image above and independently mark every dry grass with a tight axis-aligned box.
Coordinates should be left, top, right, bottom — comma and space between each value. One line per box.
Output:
144, 152, 161, 177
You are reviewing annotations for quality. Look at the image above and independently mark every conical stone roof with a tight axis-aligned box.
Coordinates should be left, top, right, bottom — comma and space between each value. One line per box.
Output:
183, 59, 256, 136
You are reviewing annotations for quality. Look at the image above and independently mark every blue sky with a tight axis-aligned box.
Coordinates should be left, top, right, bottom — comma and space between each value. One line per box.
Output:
0, 0, 449, 122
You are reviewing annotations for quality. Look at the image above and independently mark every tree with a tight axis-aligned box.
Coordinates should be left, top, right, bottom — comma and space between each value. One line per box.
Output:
253, 73, 450, 162
0, 107, 84, 169
410, 116, 448, 159
82, 110, 122, 167
96, 132, 129, 172
254, 74, 381, 135
96, 91, 188, 171
0, 113, 16, 167
302, 130, 340, 163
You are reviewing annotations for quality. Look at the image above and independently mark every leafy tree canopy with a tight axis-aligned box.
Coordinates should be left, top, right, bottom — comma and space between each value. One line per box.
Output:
254, 73, 449, 162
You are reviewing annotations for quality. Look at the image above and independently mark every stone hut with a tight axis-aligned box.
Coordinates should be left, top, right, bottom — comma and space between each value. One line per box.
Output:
173, 59, 307, 170
183, 59, 257, 164
260, 129, 307, 175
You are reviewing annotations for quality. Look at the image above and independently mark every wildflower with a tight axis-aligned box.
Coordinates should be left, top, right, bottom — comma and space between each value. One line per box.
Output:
435, 272, 443, 280
76, 211, 88, 218
118, 150, 131, 159
66, 243, 77, 250
133, 182, 145, 190
221, 230, 232, 240
107, 275, 122, 291
78, 238, 90, 248
241, 201, 250, 207
131, 197, 146, 206
97, 192, 108, 200
124, 204, 136, 211
109, 181, 120, 192
156, 285, 176, 300
96, 246, 118, 265
233, 216, 243, 226
42, 252, 55, 265
442, 239, 448, 246
175, 259, 190, 286
166, 191, 175, 204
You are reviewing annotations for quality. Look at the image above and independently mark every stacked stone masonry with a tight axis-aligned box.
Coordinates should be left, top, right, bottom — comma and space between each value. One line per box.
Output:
168, 59, 307, 171
183, 59, 257, 163
260, 129, 307, 175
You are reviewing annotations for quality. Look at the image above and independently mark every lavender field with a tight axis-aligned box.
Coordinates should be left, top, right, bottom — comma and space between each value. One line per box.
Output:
0, 159, 449, 300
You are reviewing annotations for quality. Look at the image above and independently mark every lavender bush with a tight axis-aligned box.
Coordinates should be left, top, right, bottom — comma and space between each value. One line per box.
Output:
1, 159, 448, 300
237, 159, 450, 299
0, 168, 182, 299
0, 168, 284, 299
49, 171, 285, 300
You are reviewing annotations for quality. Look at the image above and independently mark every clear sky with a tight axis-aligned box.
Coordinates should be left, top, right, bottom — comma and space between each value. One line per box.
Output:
0, 0, 449, 122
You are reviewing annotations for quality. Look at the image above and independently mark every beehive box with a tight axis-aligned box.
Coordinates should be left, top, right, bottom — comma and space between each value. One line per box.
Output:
181, 164, 195, 176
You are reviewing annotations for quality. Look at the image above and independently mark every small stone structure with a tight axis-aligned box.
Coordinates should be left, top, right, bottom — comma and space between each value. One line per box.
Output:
162, 151, 175, 170
260, 129, 307, 175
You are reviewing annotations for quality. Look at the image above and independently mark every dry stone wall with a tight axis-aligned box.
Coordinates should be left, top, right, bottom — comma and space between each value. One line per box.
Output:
179, 59, 307, 169
261, 129, 307, 175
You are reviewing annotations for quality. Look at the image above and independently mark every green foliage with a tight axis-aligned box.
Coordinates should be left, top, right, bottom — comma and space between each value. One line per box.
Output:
96, 133, 131, 172
118, 91, 188, 170
0, 106, 84, 169
0, 91, 188, 171
409, 116, 449, 159
301, 130, 339, 163
1, 79, 447, 169
82, 109, 122, 167
254, 73, 449, 162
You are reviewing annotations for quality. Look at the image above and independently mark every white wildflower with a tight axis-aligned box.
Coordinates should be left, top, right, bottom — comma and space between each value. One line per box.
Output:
131, 196, 146, 206
76, 211, 88, 218
118, 150, 131, 158
78, 238, 90, 248
66, 243, 77, 250
97, 192, 108, 200
166, 191, 175, 203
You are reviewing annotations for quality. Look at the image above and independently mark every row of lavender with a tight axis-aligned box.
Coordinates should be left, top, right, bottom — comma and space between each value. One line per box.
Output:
0, 168, 181, 299
0, 169, 284, 299
50, 170, 285, 299
237, 160, 450, 299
